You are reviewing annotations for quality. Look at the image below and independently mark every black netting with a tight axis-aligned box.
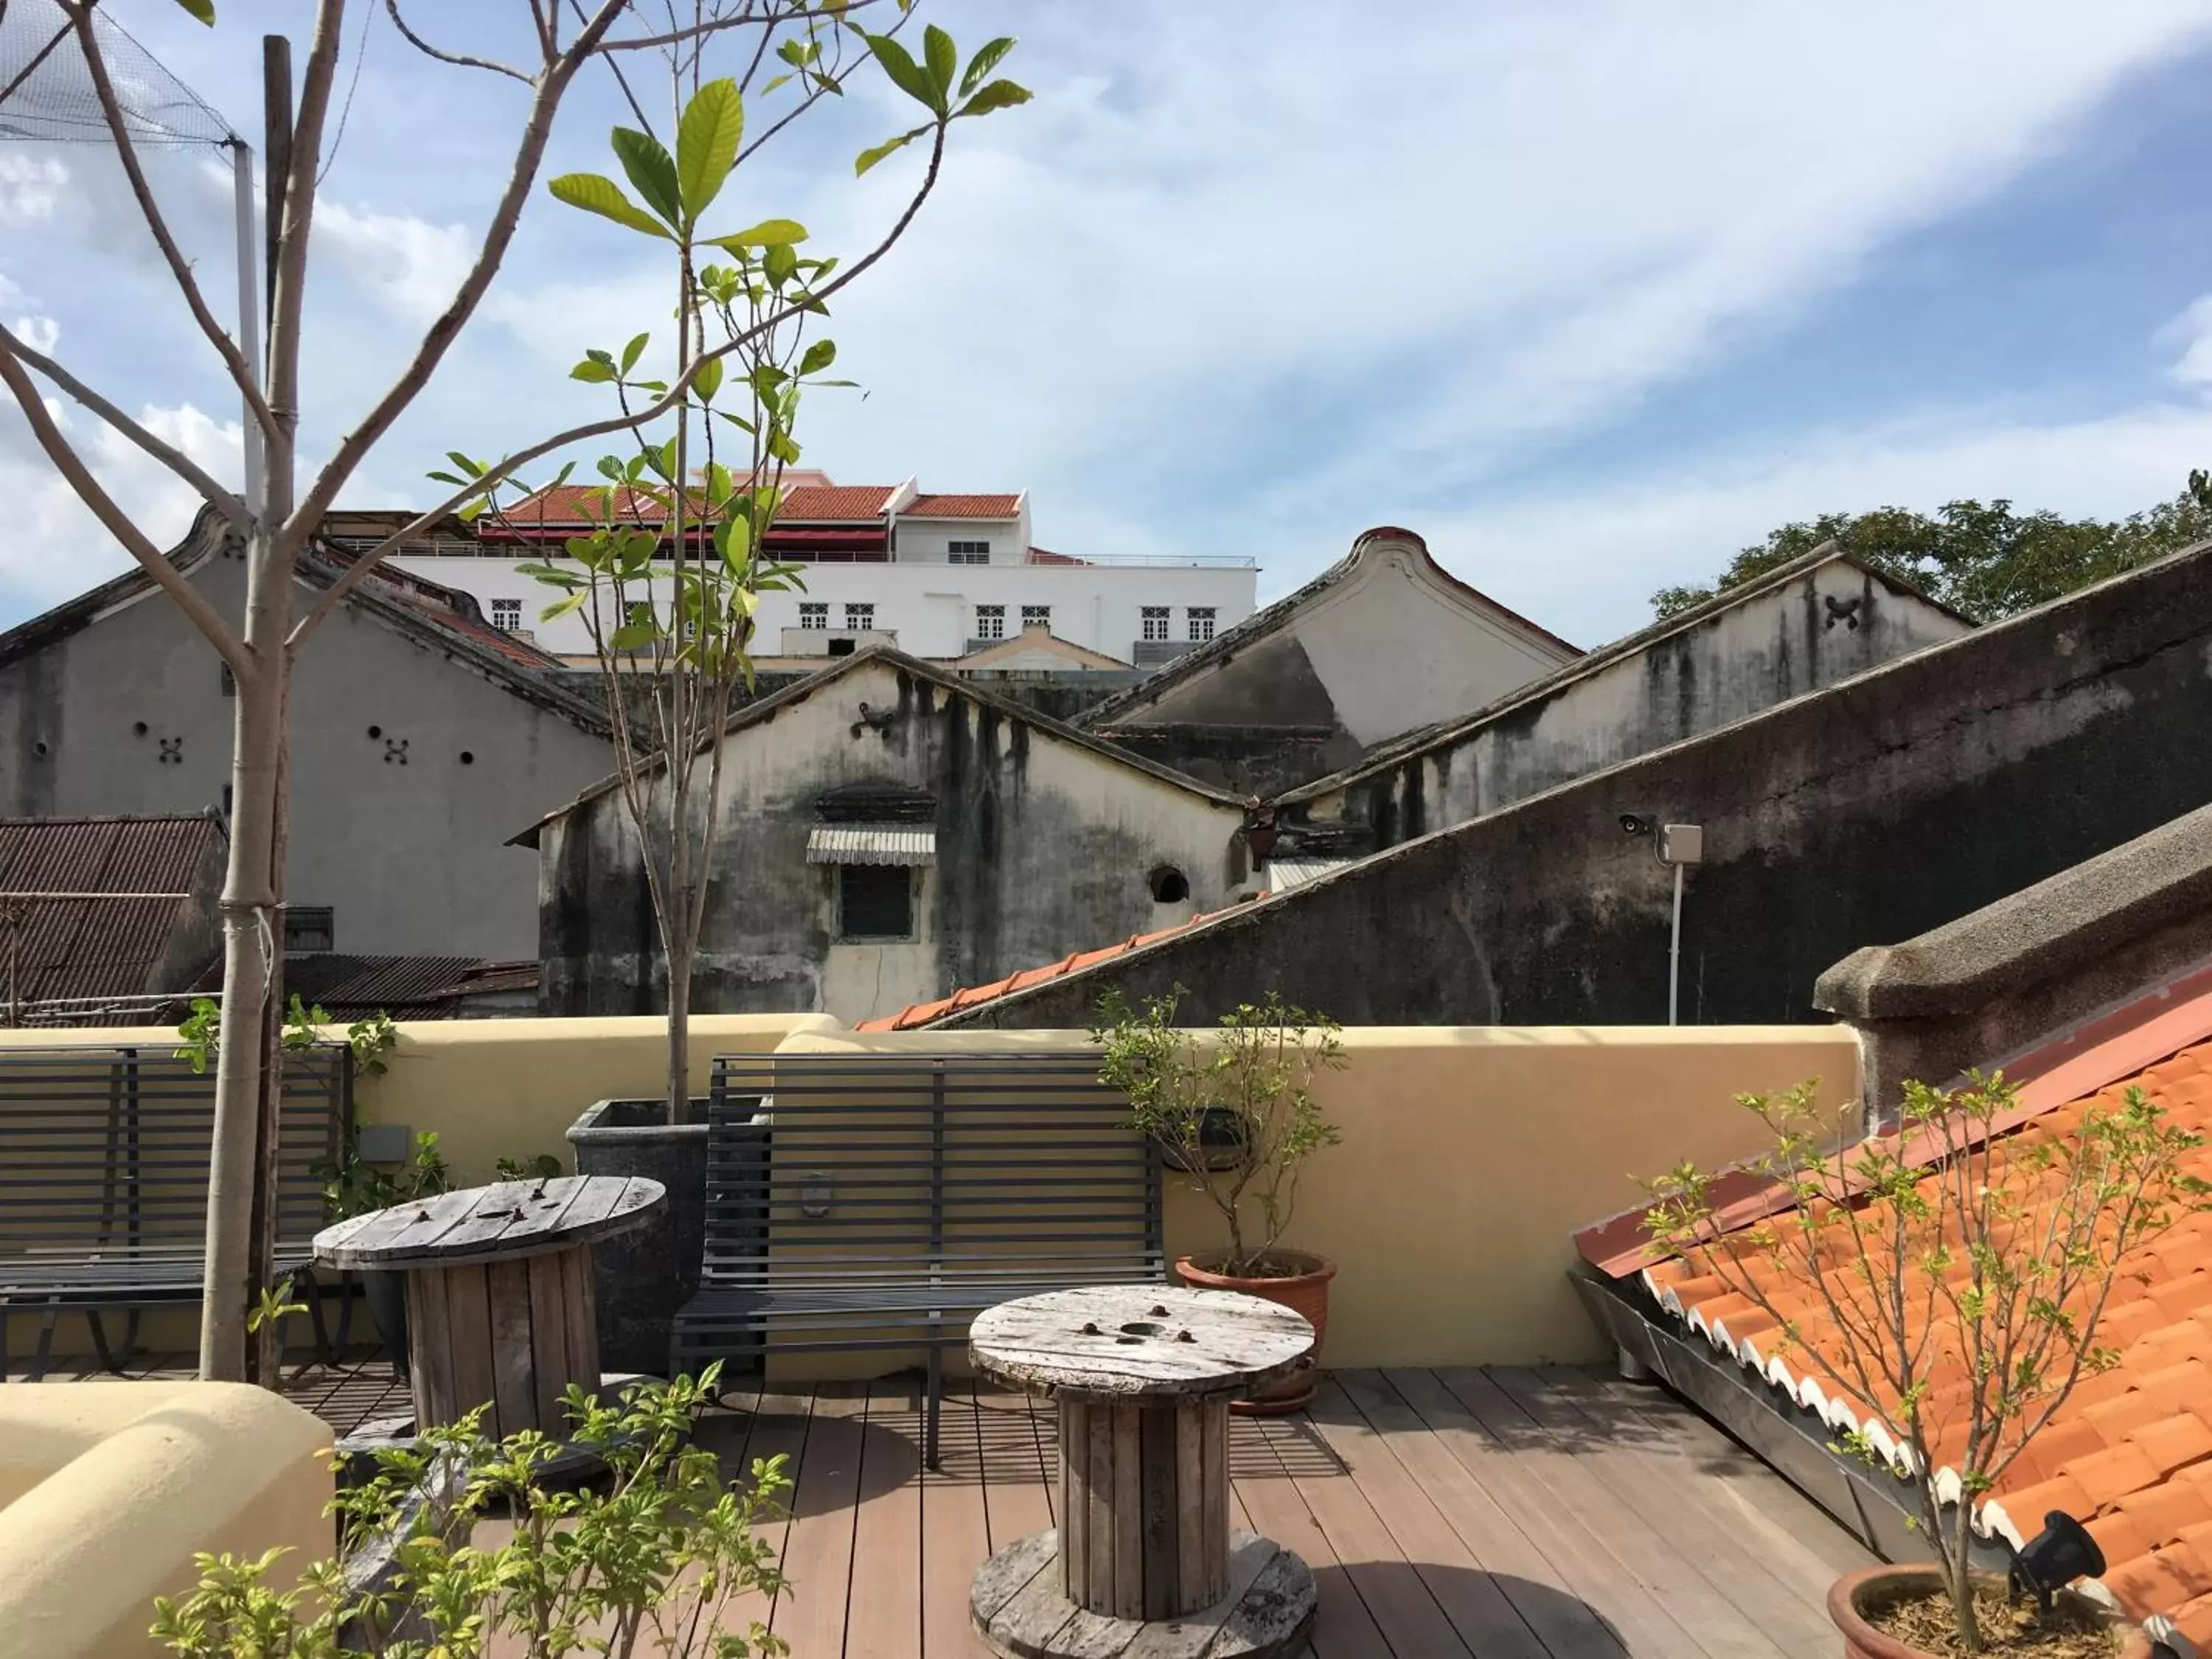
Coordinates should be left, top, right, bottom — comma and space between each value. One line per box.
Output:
0, 0, 235, 149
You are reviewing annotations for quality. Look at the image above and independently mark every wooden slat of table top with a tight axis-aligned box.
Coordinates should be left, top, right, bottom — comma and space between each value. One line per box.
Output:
970, 1285, 1313, 1399
310, 1177, 662, 1269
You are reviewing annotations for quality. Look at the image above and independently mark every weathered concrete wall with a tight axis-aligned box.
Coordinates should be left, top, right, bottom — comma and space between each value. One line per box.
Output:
939, 543, 2212, 1030
1098, 723, 1363, 798
540, 657, 1251, 1023
1815, 799, 2212, 1116
1281, 553, 1969, 851
0, 544, 615, 959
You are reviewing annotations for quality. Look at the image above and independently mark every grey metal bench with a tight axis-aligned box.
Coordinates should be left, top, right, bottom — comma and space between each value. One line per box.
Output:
672, 1050, 1164, 1466
0, 1043, 351, 1379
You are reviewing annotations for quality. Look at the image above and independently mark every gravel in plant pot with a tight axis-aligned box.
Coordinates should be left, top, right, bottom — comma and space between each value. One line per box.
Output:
1643, 1074, 2208, 1658
1094, 985, 1343, 1413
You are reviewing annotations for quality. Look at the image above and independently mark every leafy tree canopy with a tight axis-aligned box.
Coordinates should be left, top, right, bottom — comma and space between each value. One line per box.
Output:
1649, 470, 2212, 623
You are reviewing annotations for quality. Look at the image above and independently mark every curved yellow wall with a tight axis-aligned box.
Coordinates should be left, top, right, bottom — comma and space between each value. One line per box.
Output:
0, 1382, 333, 1659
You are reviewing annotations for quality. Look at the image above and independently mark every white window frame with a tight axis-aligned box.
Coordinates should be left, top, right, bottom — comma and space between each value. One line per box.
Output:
799, 602, 829, 629
844, 602, 876, 630
1020, 605, 1051, 629
975, 604, 1005, 641
488, 597, 524, 633
947, 539, 991, 565
1141, 606, 1171, 643
1186, 606, 1217, 643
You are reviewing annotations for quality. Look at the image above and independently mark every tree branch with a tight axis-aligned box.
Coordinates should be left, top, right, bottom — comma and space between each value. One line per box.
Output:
59, 3, 276, 437
281, 0, 633, 573
0, 347, 251, 678
383, 0, 535, 83
0, 332, 248, 526
287, 120, 949, 649
265, 0, 350, 494
597, 0, 892, 55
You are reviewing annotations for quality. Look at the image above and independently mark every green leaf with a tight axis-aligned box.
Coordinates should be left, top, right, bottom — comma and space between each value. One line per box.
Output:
761, 72, 793, 96
548, 173, 673, 240
855, 128, 926, 177
571, 358, 616, 383
446, 451, 485, 477
675, 79, 744, 221
711, 218, 809, 250
799, 338, 837, 375
609, 128, 682, 226
619, 333, 649, 374
957, 79, 1032, 119
865, 31, 945, 115
764, 243, 799, 286
692, 355, 724, 404
959, 37, 1015, 98
172, 0, 216, 21
540, 593, 588, 622
922, 25, 957, 101
610, 620, 658, 652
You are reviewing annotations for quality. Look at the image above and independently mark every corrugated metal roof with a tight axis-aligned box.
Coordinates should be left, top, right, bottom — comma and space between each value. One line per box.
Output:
804, 824, 937, 866
0, 815, 223, 1004
1266, 857, 1353, 894
284, 954, 487, 1020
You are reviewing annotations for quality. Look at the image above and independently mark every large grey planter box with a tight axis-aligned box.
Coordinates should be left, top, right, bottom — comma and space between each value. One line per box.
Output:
566, 1095, 765, 1375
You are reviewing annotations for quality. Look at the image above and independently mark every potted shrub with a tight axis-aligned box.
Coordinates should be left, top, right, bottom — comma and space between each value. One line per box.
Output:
1642, 1074, 2207, 1658
1094, 986, 1343, 1413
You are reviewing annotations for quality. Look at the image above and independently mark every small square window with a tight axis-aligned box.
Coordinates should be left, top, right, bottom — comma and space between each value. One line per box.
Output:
799, 602, 829, 629
1187, 606, 1217, 642
1021, 605, 1050, 628
838, 866, 914, 939
844, 602, 875, 630
975, 604, 1005, 641
285, 906, 334, 954
1141, 606, 1170, 643
489, 598, 523, 633
947, 540, 991, 565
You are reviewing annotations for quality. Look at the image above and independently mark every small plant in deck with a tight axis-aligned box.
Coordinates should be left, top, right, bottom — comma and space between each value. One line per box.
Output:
1641, 1074, 2211, 1654
1093, 987, 1343, 1279
151, 1366, 791, 1659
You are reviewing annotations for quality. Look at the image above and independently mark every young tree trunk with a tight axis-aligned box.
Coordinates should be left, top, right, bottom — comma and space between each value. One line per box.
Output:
667, 942, 692, 1121
198, 538, 289, 1380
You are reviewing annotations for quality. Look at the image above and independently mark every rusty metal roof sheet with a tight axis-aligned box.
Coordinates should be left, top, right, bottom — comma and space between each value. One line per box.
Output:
804, 824, 937, 866
0, 814, 224, 1005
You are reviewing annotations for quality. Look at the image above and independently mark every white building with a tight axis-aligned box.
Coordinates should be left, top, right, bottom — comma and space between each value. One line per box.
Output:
384, 473, 1258, 667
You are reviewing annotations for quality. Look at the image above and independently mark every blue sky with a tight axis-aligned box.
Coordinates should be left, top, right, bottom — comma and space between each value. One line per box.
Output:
6, 0, 2212, 647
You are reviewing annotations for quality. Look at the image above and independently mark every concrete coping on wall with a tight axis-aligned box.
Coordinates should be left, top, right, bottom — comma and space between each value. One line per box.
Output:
1813, 799, 2212, 1023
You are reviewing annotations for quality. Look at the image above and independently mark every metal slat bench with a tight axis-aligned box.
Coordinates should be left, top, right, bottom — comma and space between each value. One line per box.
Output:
672, 1050, 1164, 1466
0, 1043, 351, 1378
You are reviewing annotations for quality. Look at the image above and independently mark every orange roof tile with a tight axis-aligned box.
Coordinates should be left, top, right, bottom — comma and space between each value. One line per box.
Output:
900, 493, 1020, 519
1589, 1015, 2212, 1627
853, 908, 1236, 1032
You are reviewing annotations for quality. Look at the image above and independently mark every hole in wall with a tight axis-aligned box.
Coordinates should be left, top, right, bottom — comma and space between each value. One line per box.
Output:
32, 740, 49, 757
1148, 866, 1190, 904
366, 725, 382, 739
459, 751, 475, 765
133, 721, 149, 737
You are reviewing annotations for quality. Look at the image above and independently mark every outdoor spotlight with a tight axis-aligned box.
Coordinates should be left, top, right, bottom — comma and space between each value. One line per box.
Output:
1619, 813, 1655, 837
2009, 1511, 2104, 1614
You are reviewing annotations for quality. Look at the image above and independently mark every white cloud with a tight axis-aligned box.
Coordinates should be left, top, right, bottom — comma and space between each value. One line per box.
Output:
315, 200, 476, 324
2168, 295, 2212, 390
0, 151, 66, 223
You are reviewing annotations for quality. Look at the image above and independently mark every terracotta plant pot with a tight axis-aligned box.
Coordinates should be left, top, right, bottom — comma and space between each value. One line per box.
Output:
1827, 1565, 2152, 1659
1175, 1249, 1335, 1415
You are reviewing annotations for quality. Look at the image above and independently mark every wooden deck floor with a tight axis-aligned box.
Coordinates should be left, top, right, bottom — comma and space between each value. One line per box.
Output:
14, 1358, 1872, 1657
698, 1366, 1873, 1659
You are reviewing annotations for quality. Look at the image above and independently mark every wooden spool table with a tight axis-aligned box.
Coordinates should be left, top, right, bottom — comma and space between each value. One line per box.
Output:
311, 1175, 663, 1439
968, 1284, 1318, 1659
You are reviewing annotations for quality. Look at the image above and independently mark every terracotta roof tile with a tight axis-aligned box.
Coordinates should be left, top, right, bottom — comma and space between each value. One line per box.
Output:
1592, 1016, 2212, 1624
900, 493, 1020, 519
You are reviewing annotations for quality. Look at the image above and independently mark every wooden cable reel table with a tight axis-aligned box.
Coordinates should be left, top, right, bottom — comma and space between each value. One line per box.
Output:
968, 1284, 1318, 1659
311, 1175, 664, 1438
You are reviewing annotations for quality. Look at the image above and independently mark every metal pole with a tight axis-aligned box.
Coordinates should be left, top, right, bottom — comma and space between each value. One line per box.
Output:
1668, 859, 1685, 1026
229, 138, 265, 520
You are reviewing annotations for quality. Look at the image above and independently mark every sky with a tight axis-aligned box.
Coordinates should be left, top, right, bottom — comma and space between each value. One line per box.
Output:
6, 1, 2212, 648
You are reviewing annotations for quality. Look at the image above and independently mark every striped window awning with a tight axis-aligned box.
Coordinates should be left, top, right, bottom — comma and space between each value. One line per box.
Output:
806, 824, 937, 866
1265, 856, 1352, 894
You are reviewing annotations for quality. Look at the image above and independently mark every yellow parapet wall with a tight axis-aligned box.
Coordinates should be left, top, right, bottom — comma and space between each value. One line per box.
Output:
766, 1023, 1861, 1369
0, 1382, 333, 1659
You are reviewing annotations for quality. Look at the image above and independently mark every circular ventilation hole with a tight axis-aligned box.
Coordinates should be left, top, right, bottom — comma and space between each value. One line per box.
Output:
366, 724, 382, 740
1117, 1321, 1163, 1337
1148, 866, 1190, 904
32, 740, 49, 757
459, 751, 475, 765
133, 721, 149, 737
